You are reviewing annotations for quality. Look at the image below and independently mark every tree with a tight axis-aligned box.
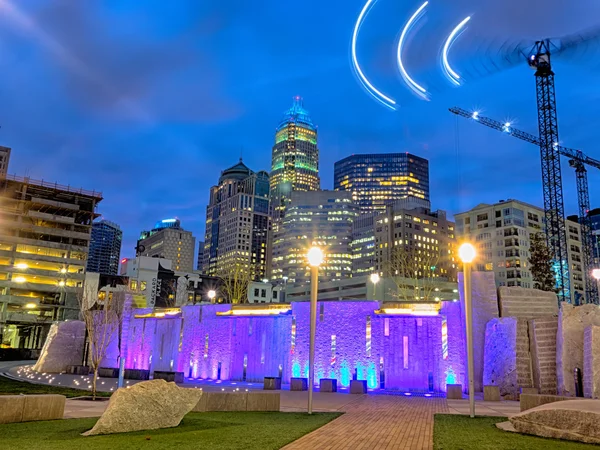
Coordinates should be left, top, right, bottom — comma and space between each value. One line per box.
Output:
383, 246, 441, 302
216, 262, 254, 304
77, 284, 125, 399
528, 232, 556, 291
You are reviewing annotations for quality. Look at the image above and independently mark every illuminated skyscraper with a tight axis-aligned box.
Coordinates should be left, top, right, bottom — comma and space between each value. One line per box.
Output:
87, 220, 122, 275
270, 97, 320, 223
334, 153, 429, 213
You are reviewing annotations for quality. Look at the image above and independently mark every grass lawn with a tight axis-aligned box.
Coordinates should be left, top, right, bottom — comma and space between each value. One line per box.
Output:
434, 414, 598, 449
0, 375, 111, 398
0, 411, 340, 450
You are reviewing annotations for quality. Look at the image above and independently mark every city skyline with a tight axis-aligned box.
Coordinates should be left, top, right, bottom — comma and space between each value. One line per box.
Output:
1, 1, 599, 259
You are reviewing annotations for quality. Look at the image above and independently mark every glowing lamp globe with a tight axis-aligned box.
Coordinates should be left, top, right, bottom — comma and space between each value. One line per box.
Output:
370, 273, 380, 284
458, 243, 476, 263
307, 247, 324, 267
207, 290, 216, 300
592, 269, 600, 281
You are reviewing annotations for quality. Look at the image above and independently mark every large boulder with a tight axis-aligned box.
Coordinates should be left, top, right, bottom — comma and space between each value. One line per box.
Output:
33, 321, 86, 373
557, 304, 600, 396
584, 325, 600, 398
509, 399, 600, 444
83, 379, 202, 436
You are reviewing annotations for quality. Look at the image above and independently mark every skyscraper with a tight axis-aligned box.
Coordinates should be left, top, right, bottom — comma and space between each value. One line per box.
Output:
271, 190, 358, 284
87, 220, 123, 275
270, 96, 320, 223
202, 160, 271, 280
334, 153, 430, 213
137, 218, 196, 272
0, 146, 11, 179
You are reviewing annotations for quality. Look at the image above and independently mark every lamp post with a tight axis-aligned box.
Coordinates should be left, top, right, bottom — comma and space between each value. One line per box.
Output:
306, 246, 324, 415
593, 269, 600, 304
458, 242, 476, 419
207, 290, 216, 303
370, 273, 380, 300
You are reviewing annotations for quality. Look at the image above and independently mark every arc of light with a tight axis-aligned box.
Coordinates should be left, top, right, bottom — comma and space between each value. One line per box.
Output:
442, 16, 471, 85
397, 1, 429, 100
352, 0, 397, 110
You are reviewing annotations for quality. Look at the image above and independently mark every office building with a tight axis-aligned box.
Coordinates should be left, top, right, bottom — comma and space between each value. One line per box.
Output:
0, 146, 10, 178
455, 199, 585, 303
196, 241, 204, 272
271, 190, 359, 284
0, 175, 101, 349
269, 96, 320, 224
137, 218, 195, 272
351, 213, 377, 276
334, 153, 429, 213
202, 160, 271, 281
590, 208, 600, 264
86, 220, 122, 275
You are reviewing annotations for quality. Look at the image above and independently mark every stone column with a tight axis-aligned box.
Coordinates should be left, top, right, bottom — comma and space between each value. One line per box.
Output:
584, 325, 600, 398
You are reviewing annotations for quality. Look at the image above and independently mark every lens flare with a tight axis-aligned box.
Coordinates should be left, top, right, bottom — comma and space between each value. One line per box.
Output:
442, 16, 471, 85
397, 1, 429, 100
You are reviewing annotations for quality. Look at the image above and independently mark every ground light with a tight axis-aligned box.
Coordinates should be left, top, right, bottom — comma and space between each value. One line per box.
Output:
458, 242, 476, 418
307, 246, 324, 415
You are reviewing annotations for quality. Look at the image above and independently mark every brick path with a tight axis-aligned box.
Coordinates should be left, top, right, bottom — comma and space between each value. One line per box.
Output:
283, 395, 449, 450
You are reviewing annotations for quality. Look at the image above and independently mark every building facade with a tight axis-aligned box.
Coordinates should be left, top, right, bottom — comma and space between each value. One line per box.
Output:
0, 146, 11, 179
202, 160, 271, 281
196, 240, 204, 272
455, 199, 585, 303
137, 218, 195, 272
351, 213, 377, 276
334, 153, 429, 213
590, 208, 600, 264
86, 220, 122, 275
0, 175, 101, 349
269, 97, 320, 225
271, 190, 359, 285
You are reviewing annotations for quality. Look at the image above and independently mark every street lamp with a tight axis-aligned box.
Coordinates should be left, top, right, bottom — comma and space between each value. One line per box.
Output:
458, 242, 476, 418
370, 273, 380, 300
207, 290, 216, 302
307, 246, 324, 415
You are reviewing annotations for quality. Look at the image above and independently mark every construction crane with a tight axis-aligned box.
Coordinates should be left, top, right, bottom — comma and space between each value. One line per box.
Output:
450, 106, 599, 304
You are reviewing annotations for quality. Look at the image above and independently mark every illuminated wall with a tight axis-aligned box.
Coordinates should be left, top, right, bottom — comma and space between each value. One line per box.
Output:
121, 301, 465, 392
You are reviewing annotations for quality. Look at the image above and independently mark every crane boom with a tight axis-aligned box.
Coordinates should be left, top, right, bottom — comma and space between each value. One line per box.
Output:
449, 106, 598, 304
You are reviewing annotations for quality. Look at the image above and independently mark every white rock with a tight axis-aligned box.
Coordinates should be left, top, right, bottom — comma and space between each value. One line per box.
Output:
34, 321, 86, 373
557, 304, 600, 396
83, 379, 202, 436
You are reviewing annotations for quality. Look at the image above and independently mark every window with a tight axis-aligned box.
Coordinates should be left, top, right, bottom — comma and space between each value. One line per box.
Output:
495, 211, 501, 218
254, 288, 259, 297
476, 213, 488, 222
141, 281, 147, 291
273, 290, 278, 299
130, 280, 138, 290
261, 289, 266, 298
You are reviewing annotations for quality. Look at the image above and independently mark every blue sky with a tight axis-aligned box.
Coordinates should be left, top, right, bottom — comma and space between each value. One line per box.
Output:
2, 0, 600, 260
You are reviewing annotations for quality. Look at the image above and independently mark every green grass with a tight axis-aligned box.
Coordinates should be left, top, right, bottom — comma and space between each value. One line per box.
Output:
0, 375, 110, 398
0, 411, 340, 450
434, 414, 598, 449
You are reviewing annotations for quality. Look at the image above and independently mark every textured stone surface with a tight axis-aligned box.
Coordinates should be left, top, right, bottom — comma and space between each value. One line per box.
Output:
320, 379, 338, 392
528, 317, 558, 395
557, 304, 600, 396
246, 393, 280, 411
510, 400, 600, 444
83, 379, 201, 436
520, 394, 574, 412
263, 377, 281, 390
521, 387, 539, 395
483, 317, 532, 399
446, 384, 462, 399
21, 395, 65, 422
584, 326, 600, 399
33, 321, 86, 374
498, 287, 558, 318
193, 392, 247, 412
350, 380, 367, 394
484, 385, 501, 401
291, 378, 308, 391
458, 271, 499, 392
0, 396, 24, 424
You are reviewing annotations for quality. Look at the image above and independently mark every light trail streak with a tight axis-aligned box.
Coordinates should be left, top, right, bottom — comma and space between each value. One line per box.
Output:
442, 16, 471, 85
351, 0, 397, 110
396, 1, 429, 100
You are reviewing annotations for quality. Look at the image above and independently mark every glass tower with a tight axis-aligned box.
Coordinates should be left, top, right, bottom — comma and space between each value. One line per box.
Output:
270, 96, 320, 223
334, 153, 429, 213
87, 220, 123, 275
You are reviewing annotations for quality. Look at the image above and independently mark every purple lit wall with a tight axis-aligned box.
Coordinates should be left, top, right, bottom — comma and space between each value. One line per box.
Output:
119, 301, 465, 392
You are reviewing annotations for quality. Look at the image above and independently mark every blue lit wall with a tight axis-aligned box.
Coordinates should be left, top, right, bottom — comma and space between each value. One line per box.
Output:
121, 301, 465, 392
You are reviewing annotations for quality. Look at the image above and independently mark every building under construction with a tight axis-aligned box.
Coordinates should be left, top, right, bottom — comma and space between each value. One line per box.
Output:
0, 175, 102, 349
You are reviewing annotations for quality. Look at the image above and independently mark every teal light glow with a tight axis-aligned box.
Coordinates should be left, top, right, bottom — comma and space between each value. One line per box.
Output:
445, 367, 457, 385
367, 362, 377, 389
295, 162, 318, 171
340, 363, 351, 387
292, 361, 301, 378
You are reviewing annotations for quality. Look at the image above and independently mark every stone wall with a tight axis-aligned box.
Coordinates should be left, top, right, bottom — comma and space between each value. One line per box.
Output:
33, 321, 86, 373
584, 325, 600, 398
458, 271, 499, 392
498, 287, 558, 319
528, 317, 558, 395
483, 317, 532, 398
557, 304, 600, 396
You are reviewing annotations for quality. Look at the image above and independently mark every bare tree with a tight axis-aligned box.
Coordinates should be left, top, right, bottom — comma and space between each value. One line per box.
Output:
216, 261, 255, 304
383, 246, 441, 302
77, 284, 125, 399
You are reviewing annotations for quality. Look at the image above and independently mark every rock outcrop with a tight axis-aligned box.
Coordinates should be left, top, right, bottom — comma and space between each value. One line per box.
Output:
33, 321, 86, 373
83, 379, 202, 436
509, 399, 600, 444
557, 304, 600, 396
584, 325, 600, 399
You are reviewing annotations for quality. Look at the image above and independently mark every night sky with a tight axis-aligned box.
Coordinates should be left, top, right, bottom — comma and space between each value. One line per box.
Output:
1, 0, 600, 262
